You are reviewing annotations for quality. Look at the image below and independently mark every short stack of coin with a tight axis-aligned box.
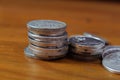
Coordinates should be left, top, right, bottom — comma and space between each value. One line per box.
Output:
68, 34, 106, 60
24, 20, 68, 60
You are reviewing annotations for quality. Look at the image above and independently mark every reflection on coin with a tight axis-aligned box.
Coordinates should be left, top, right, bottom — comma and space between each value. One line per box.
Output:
28, 31, 68, 42
28, 37, 68, 48
102, 51, 120, 74
83, 32, 109, 45
102, 46, 120, 58
27, 20, 66, 36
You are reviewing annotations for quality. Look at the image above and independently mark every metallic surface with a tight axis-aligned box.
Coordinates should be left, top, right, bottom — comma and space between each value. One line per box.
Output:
24, 47, 66, 60
27, 20, 66, 36
69, 35, 105, 55
28, 36, 68, 48
102, 51, 120, 74
102, 46, 120, 58
69, 35, 105, 49
28, 31, 68, 42
27, 44, 68, 60
83, 32, 109, 45
24, 47, 40, 59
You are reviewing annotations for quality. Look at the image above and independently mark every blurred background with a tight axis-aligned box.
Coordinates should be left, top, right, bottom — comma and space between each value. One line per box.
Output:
0, 0, 120, 44
0, 1, 120, 80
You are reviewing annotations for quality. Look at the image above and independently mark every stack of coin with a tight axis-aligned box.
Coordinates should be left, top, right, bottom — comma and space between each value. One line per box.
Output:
102, 46, 120, 74
24, 20, 68, 60
68, 34, 106, 60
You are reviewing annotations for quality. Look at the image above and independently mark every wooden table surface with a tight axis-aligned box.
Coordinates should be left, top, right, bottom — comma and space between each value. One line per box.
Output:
0, 0, 120, 80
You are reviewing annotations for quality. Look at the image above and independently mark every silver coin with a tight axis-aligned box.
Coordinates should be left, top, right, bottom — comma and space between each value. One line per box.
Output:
83, 32, 109, 45
103, 46, 120, 51
28, 31, 68, 42
102, 46, 120, 58
28, 37, 68, 48
24, 47, 40, 59
27, 20, 67, 36
69, 35, 105, 55
29, 47, 67, 60
24, 47, 66, 60
102, 51, 120, 74
69, 35, 105, 49
28, 44, 68, 60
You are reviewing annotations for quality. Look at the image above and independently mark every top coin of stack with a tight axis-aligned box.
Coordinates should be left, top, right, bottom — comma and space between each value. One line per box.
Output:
24, 20, 68, 60
27, 20, 67, 36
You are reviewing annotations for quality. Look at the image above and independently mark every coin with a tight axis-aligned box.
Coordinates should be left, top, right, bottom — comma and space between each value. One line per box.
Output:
27, 20, 67, 36
29, 47, 67, 60
102, 51, 120, 74
69, 35, 105, 49
24, 47, 40, 59
28, 36, 68, 48
83, 32, 110, 45
28, 44, 68, 57
24, 47, 66, 60
28, 31, 68, 42
69, 35, 105, 55
102, 46, 120, 58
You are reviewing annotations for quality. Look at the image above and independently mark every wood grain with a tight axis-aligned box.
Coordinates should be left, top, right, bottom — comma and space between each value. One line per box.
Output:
0, 0, 120, 80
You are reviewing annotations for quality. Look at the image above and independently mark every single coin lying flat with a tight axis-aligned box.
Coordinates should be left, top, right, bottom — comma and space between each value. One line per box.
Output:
102, 51, 120, 74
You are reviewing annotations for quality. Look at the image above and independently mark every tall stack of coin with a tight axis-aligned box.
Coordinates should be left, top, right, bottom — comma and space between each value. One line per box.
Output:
24, 20, 68, 60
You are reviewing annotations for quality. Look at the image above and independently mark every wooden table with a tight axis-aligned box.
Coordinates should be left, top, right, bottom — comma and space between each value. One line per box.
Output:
0, 0, 120, 80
